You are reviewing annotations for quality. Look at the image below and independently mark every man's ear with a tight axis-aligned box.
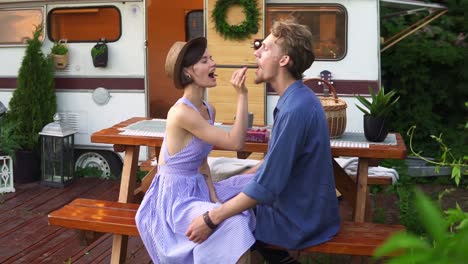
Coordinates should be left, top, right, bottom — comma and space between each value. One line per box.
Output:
279, 55, 291, 67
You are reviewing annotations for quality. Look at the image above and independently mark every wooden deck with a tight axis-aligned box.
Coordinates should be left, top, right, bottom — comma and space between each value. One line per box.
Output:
0, 175, 393, 263
0, 177, 151, 264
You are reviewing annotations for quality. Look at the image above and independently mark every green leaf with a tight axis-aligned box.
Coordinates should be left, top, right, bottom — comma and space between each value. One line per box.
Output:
451, 165, 461, 186
414, 189, 448, 242
456, 219, 468, 230
354, 86, 399, 117
374, 231, 430, 257
385, 251, 432, 264
355, 103, 370, 116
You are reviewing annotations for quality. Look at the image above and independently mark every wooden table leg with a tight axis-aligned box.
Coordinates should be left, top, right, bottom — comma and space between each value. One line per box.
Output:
111, 145, 140, 264
153, 146, 161, 161
138, 146, 161, 194
332, 159, 357, 208
349, 158, 370, 263
353, 158, 369, 223
111, 235, 129, 264
237, 151, 252, 159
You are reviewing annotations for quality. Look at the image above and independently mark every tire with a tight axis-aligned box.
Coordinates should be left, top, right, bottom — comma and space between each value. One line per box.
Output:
74, 150, 122, 179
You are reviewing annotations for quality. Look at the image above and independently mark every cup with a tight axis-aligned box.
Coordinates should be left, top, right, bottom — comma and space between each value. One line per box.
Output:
234, 112, 254, 129
248, 112, 254, 128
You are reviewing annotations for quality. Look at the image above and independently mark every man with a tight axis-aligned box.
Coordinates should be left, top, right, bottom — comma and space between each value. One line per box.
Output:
186, 20, 340, 263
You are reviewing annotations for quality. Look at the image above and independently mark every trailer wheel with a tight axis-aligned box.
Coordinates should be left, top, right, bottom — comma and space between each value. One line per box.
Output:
74, 150, 122, 179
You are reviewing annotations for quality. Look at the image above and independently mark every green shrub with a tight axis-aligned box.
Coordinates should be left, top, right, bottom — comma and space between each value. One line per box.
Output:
381, 0, 467, 157
0, 113, 22, 158
5, 25, 56, 152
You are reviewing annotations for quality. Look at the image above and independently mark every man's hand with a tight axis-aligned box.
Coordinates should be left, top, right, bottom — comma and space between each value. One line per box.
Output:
186, 214, 213, 243
186, 193, 257, 243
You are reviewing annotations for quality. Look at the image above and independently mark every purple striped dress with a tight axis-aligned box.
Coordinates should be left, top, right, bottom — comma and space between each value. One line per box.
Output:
135, 98, 256, 264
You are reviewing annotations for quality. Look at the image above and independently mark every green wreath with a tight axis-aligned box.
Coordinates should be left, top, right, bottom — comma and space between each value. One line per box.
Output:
212, 0, 259, 40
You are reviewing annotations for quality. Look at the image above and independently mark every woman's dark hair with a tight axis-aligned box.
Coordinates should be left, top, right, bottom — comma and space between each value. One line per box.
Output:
179, 42, 206, 88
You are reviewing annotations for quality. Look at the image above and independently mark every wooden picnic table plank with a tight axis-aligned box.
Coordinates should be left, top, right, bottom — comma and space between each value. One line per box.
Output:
91, 117, 407, 159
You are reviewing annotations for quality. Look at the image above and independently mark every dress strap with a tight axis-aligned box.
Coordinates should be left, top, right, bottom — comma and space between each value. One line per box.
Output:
203, 100, 214, 124
176, 97, 199, 112
176, 98, 213, 123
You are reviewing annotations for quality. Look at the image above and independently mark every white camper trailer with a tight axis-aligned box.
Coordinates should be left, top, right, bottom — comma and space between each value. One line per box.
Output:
0, 0, 446, 177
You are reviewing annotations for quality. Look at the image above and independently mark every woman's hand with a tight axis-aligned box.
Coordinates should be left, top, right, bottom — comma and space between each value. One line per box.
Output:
230, 67, 248, 95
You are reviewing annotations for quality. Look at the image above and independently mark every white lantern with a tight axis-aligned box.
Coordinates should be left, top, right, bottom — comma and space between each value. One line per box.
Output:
0, 155, 14, 193
39, 113, 77, 188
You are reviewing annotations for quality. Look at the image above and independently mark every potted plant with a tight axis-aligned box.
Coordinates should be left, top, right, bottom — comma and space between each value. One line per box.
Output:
50, 40, 69, 69
4, 25, 57, 183
355, 86, 400, 142
91, 39, 108, 67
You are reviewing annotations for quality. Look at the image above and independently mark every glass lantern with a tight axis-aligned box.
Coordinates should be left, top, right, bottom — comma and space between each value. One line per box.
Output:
39, 113, 76, 188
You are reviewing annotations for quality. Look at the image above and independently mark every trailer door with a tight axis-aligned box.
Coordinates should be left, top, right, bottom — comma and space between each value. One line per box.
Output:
205, 0, 266, 127
147, 1, 203, 119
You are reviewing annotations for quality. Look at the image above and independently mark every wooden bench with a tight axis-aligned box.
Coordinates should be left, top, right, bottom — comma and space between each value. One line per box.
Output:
48, 198, 405, 257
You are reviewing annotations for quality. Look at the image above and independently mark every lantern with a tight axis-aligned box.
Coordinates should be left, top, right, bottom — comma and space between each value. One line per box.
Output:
0, 155, 14, 193
39, 113, 76, 187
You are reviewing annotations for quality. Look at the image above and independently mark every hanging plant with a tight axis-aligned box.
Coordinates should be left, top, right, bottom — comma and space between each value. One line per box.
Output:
212, 0, 259, 40
91, 39, 108, 68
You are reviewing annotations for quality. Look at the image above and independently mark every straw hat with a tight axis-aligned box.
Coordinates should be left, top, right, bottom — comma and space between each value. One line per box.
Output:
165, 37, 207, 89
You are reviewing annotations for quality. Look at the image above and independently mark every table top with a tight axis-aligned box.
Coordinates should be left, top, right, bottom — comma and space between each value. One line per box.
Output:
91, 117, 407, 160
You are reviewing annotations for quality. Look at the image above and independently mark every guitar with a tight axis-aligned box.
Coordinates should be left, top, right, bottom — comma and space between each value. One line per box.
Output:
320, 70, 333, 96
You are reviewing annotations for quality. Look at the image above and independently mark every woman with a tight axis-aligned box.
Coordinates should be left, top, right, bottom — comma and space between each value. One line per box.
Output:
135, 37, 255, 264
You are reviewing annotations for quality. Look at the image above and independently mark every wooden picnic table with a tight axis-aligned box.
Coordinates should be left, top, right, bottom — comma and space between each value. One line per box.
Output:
91, 117, 407, 263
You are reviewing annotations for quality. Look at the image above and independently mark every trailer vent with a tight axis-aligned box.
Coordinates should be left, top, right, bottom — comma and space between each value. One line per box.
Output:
58, 111, 80, 132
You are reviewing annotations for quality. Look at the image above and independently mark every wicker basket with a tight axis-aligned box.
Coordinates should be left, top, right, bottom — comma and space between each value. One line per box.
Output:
52, 53, 69, 69
304, 78, 347, 138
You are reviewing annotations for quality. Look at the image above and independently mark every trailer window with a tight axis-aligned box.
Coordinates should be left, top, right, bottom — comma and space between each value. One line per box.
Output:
0, 8, 43, 45
48, 6, 121, 43
266, 5, 347, 60
186, 10, 204, 41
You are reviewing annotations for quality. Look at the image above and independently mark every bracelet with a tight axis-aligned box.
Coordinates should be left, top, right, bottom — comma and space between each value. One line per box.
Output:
203, 211, 218, 230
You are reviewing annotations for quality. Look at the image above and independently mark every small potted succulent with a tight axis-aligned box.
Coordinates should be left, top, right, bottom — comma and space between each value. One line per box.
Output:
355, 87, 400, 142
50, 40, 69, 69
91, 39, 108, 67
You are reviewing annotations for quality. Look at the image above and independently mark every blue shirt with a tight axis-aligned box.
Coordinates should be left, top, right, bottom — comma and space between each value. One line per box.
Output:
243, 80, 340, 249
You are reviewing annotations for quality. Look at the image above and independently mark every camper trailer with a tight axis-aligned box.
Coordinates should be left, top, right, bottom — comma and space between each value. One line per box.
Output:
0, 0, 446, 177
